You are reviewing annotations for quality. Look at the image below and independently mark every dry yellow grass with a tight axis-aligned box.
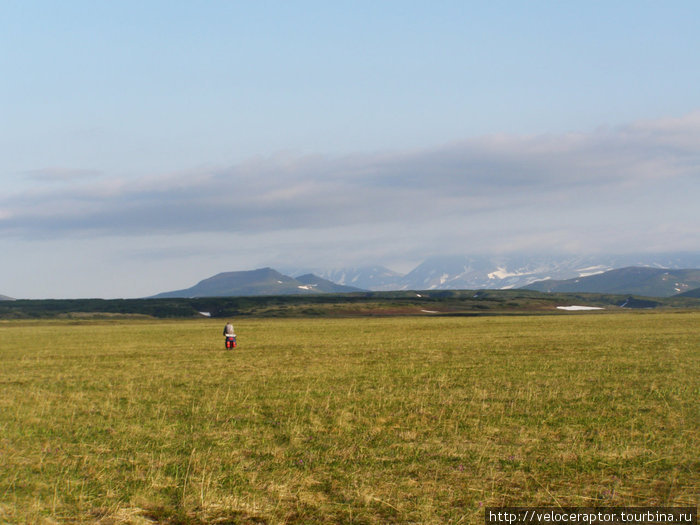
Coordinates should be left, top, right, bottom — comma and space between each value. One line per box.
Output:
1, 313, 698, 523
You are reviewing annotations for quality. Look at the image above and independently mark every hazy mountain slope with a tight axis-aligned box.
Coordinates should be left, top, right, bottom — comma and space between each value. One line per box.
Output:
0, 294, 14, 301
295, 274, 365, 293
677, 286, 700, 298
310, 266, 404, 291
523, 267, 700, 297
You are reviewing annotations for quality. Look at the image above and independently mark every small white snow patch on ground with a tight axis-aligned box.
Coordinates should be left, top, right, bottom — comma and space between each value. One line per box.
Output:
298, 285, 313, 290
421, 309, 439, 313
198, 311, 211, 317
556, 305, 604, 311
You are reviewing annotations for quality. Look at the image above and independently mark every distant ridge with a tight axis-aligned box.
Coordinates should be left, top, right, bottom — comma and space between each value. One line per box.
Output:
151, 268, 364, 298
308, 252, 700, 292
153, 261, 700, 299
522, 267, 700, 297
0, 294, 14, 301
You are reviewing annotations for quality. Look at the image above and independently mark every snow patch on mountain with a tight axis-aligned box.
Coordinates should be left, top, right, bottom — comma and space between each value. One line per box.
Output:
576, 265, 610, 277
488, 268, 535, 280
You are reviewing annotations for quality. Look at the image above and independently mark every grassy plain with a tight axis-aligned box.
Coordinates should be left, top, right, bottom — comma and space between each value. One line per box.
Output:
0, 312, 698, 524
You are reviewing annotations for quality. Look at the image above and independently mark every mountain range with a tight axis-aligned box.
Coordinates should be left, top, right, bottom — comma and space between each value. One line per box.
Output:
291, 252, 700, 293
6, 252, 700, 300
149, 252, 700, 299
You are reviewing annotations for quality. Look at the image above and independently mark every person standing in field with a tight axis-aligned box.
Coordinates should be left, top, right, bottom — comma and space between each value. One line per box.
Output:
223, 321, 236, 349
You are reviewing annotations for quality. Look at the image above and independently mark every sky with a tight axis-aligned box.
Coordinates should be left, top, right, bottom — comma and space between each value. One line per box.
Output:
2, 1, 699, 299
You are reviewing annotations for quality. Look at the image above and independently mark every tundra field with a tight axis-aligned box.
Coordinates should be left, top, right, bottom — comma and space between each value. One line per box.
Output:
0, 313, 698, 524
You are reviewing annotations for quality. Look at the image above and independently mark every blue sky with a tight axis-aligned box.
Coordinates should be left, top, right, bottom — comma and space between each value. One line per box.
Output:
2, 1, 699, 298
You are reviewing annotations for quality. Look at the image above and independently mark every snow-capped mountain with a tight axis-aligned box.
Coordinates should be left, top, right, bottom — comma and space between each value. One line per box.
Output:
396, 255, 605, 290
304, 252, 700, 292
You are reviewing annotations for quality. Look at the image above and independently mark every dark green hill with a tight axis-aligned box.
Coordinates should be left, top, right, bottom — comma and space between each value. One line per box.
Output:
152, 268, 306, 298
151, 268, 362, 298
523, 267, 700, 297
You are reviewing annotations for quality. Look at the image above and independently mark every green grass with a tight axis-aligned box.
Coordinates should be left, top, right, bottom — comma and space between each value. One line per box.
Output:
1, 313, 698, 524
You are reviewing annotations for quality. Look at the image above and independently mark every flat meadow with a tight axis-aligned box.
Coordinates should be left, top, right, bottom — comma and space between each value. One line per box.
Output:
0, 312, 698, 524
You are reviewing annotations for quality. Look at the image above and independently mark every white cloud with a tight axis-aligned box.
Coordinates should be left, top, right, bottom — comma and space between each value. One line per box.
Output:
1, 112, 698, 256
